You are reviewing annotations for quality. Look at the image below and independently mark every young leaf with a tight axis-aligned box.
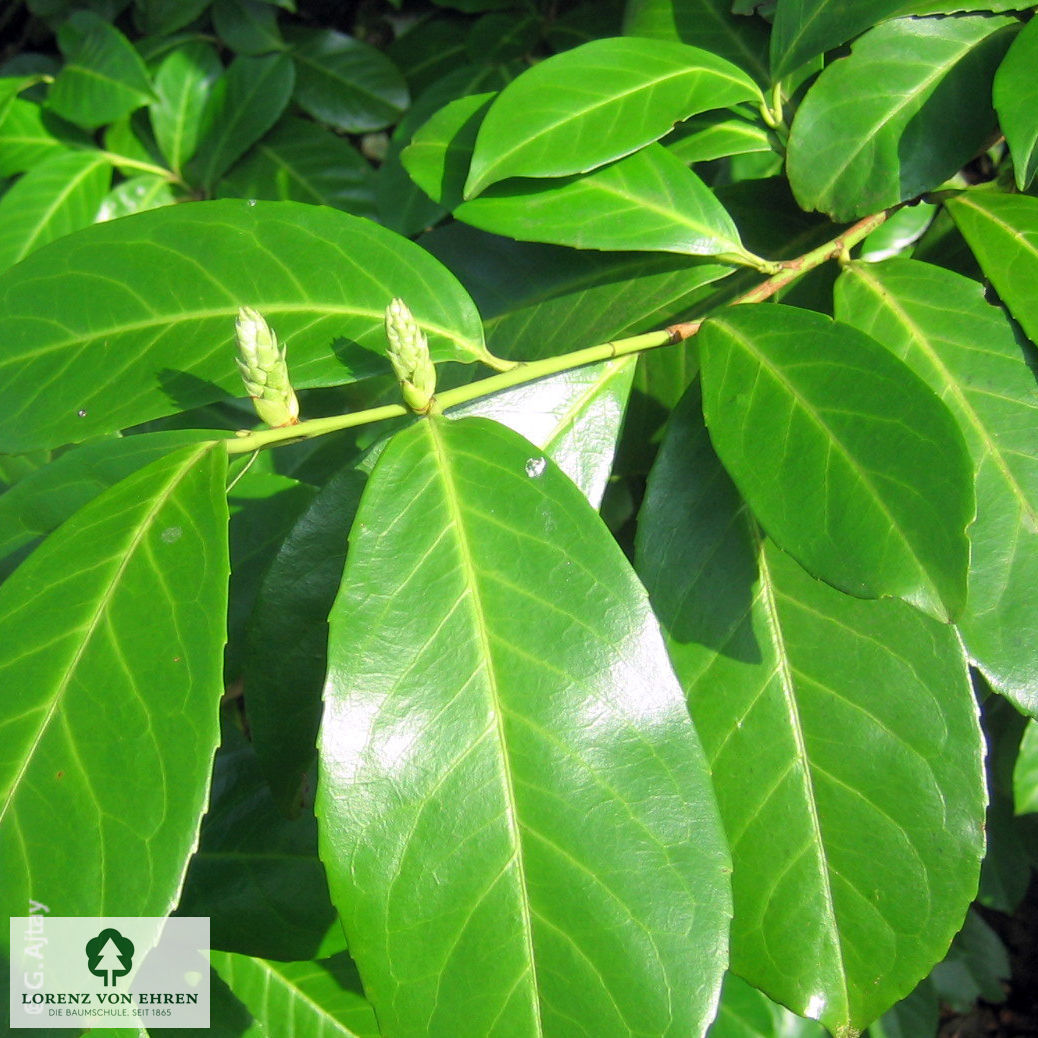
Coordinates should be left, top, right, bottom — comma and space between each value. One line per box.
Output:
219, 116, 376, 219
786, 15, 1015, 221
0, 149, 110, 272
947, 192, 1038, 347
287, 27, 408, 133
637, 387, 986, 1036
47, 11, 155, 130
0, 442, 229, 919
622, 0, 770, 88
994, 15, 1038, 190
149, 41, 223, 174
464, 36, 762, 197
210, 952, 378, 1038
317, 416, 731, 1038
698, 303, 974, 620
0, 199, 490, 453
188, 52, 295, 192
770, 0, 1029, 80
836, 258, 1038, 717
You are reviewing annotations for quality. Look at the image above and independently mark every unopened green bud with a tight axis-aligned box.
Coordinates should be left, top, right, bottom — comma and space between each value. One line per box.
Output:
235, 306, 300, 428
385, 298, 437, 413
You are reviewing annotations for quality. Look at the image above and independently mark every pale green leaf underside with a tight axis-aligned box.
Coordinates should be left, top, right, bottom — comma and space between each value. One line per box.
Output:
699, 304, 973, 620
149, 41, 222, 174
0, 443, 228, 923
318, 415, 731, 1038
0, 199, 489, 453
637, 388, 986, 1033
465, 35, 761, 196
836, 258, 1038, 717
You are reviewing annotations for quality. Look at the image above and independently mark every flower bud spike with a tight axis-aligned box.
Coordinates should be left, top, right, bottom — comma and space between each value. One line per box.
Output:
235, 306, 300, 428
385, 298, 437, 414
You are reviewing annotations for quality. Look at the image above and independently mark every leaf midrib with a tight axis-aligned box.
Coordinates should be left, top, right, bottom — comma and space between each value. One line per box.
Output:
0, 443, 212, 828
426, 418, 544, 1035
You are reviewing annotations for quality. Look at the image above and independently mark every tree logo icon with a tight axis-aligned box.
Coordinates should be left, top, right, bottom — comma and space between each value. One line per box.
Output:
85, 928, 135, 987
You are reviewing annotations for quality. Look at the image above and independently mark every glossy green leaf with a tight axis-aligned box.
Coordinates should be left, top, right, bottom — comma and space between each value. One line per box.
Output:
622, 0, 770, 87
464, 36, 762, 197
770, 0, 1029, 79
0, 75, 40, 122
177, 719, 345, 962
698, 303, 973, 619
211, 952, 378, 1038
47, 11, 155, 130
637, 387, 986, 1035
835, 258, 1038, 716
318, 415, 731, 1038
665, 111, 773, 165
994, 16, 1038, 190
245, 464, 367, 813
857, 201, 937, 262
188, 53, 295, 192
149, 41, 223, 174
287, 27, 408, 133
0, 199, 490, 453
134, 0, 211, 36
0, 442, 229, 920
948, 192, 1038, 348
0, 429, 220, 572
97, 172, 176, 220
0, 149, 110, 272
786, 15, 1015, 221
219, 116, 376, 219
1014, 719, 1038, 815
406, 93, 749, 258
707, 973, 826, 1037
0, 99, 88, 176
213, 0, 284, 55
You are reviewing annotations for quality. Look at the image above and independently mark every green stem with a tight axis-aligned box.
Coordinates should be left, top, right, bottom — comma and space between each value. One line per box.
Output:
223, 207, 893, 457
97, 151, 189, 190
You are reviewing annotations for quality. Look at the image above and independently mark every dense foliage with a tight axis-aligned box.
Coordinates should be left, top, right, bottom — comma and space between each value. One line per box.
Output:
1, 1, 1038, 1036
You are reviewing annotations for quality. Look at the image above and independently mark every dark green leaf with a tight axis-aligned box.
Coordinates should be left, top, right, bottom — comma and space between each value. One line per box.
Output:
405, 95, 751, 258
0, 429, 220, 572
47, 11, 155, 130
866, 979, 940, 1038
787, 15, 1015, 221
545, 1, 625, 53
0, 149, 110, 272
287, 27, 408, 134
178, 719, 345, 962
219, 116, 376, 219
948, 191, 1038, 347
770, 0, 1029, 80
134, 0, 211, 36
211, 952, 378, 1037
931, 910, 1010, 1010
212, 0, 284, 55
149, 41, 223, 173
623, 0, 770, 87
698, 303, 974, 619
835, 258, 1038, 716
387, 16, 469, 96
245, 464, 366, 813
465, 36, 762, 196
0, 199, 490, 452
189, 53, 295, 192
466, 13, 540, 64
994, 14, 1038, 190
637, 387, 986, 1034
431, 0, 513, 9
0, 442, 229, 918
318, 415, 731, 1037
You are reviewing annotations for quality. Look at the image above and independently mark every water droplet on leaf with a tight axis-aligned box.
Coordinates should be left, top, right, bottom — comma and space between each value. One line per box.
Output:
525, 457, 546, 478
